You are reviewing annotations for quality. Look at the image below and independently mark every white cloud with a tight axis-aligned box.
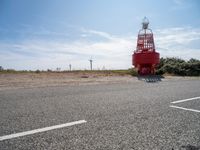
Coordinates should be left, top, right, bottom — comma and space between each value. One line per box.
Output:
0, 30, 135, 70
81, 28, 115, 40
171, 0, 193, 10
0, 27, 200, 70
155, 27, 200, 59
173, 0, 184, 5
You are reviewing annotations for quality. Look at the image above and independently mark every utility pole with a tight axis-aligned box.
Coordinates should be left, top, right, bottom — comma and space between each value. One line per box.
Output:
69, 64, 72, 71
89, 58, 93, 70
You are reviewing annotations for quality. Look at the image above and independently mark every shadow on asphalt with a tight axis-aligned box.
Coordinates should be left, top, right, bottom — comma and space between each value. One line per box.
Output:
137, 75, 164, 83
180, 144, 200, 150
171, 144, 200, 150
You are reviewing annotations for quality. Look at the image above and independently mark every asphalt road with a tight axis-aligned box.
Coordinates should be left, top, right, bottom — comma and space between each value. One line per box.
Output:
0, 77, 200, 150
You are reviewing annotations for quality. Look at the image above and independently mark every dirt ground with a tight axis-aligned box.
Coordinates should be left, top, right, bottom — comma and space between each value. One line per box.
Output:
0, 72, 138, 91
0, 72, 199, 91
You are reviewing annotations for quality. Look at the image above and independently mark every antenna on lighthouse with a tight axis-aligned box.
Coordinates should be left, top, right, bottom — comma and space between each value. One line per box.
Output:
142, 17, 149, 29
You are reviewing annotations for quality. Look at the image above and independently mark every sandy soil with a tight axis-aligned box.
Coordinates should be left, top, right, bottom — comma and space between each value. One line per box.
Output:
0, 72, 138, 91
0, 72, 199, 91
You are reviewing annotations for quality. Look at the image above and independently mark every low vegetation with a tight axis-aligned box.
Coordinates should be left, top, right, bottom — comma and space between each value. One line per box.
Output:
0, 57, 199, 76
156, 57, 200, 76
0, 67, 138, 76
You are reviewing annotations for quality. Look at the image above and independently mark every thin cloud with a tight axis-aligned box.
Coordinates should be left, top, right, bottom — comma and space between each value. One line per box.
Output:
173, 0, 184, 5
171, 0, 193, 10
81, 28, 117, 41
0, 27, 200, 70
155, 27, 200, 59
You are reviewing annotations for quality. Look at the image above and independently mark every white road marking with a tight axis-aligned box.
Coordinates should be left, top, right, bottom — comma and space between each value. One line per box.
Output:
0, 120, 87, 141
171, 96, 200, 104
170, 105, 200, 113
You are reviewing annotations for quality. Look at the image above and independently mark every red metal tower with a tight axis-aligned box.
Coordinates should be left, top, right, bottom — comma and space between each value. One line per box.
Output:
132, 17, 160, 75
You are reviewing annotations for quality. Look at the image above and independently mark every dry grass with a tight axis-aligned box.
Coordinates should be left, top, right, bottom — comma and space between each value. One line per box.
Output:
0, 71, 136, 91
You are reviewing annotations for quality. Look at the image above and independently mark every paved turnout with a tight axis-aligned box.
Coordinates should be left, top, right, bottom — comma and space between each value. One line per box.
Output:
0, 78, 200, 149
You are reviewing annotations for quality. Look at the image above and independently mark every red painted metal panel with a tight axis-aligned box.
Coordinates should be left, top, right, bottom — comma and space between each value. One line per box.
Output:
132, 17, 160, 75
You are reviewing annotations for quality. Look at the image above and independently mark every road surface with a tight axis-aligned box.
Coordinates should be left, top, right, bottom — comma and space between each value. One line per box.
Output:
0, 77, 200, 149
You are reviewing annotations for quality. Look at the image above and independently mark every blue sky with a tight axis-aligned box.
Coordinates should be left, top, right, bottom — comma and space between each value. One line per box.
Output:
0, 0, 200, 70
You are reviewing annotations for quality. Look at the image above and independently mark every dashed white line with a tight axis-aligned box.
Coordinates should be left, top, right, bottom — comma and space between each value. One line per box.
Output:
170, 105, 200, 113
0, 120, 87, 141
171, 96, 200, 104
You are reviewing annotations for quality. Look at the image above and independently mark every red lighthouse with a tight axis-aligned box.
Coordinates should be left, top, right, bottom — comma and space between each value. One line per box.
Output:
132, 17, 160, 75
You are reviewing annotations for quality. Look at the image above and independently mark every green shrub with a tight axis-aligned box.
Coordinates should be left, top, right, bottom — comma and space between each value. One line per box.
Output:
128, 69, 138, 76
35, 70, 40, 73
157, 57, 200, 76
